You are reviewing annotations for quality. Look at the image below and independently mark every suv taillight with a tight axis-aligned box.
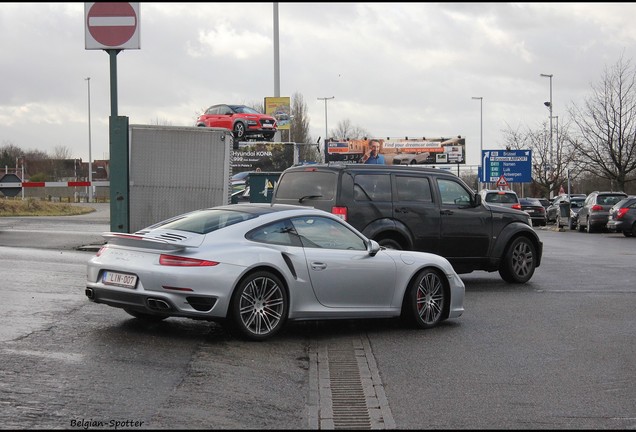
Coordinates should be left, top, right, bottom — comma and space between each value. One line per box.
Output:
616, 208, 629, 219
591, 204, 603, 212
512, 203, 521, 210
332, 206, 347, 221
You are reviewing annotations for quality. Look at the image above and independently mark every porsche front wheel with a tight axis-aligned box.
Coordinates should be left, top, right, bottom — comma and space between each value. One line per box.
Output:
229, 271, 288, 341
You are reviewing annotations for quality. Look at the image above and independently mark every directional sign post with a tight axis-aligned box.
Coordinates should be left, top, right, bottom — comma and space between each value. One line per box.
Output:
481, 149, 532, 183
85, 2, 140, 50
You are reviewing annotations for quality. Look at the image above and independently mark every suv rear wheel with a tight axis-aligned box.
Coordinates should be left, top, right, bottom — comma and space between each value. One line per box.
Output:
377, 237, 404, 250
499, 236, 536, 283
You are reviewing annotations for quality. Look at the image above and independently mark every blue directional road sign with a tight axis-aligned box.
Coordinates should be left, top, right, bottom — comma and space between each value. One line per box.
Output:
481, 149, 532, 183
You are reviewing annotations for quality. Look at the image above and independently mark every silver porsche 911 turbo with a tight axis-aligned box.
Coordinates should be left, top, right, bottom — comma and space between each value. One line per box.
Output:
86, 204, 464, 341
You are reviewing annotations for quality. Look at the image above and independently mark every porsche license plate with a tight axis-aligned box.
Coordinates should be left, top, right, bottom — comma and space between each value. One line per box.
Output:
102, 271, 138, 288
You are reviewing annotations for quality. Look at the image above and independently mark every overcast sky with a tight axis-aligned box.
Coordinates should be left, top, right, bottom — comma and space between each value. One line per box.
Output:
2, 2, 636, 167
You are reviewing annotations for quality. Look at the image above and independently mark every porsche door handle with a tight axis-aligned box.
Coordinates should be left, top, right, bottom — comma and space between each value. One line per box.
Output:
310, 262, 327, 271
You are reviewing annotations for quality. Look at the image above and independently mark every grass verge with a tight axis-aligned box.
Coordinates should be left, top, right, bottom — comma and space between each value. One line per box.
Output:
0, 198, 95, 217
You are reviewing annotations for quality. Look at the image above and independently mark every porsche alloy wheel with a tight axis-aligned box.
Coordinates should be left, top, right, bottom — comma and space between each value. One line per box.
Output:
403, 268, 447, 329
230, 271, 288, 341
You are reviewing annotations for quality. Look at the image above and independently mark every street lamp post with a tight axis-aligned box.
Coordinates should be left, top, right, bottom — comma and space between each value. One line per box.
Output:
540, 73, 553, 196
85, 77, 93, 203
472, 96, 483, 188
17, 155, 25, 200
317, 96, 334, 162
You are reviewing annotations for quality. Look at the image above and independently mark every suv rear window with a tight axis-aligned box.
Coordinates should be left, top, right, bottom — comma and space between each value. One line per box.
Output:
485, 192, 518, 204
274, 171, 336, 200
597, 194, 626, 206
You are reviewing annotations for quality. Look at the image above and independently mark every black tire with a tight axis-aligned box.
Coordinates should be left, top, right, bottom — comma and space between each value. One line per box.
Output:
229, 271, 288, 341
263, 133, 275, 141
233, 122, 246, 140
377, 237, 403, 250
124, 309, 168, 322
586, 218, 595, 233
577, 220, 585, 232
498, 236, 537, 283
402, 268, 447, 329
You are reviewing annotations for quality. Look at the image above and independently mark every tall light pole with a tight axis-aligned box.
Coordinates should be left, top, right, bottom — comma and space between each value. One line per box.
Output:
540, 73, 553, 196
85, 77, 93, 203
472, 96, 483, 187
317, 96, 334, 162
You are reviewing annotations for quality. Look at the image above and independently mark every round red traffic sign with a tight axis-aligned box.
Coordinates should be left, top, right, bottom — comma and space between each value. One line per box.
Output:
87, 2, 137, 47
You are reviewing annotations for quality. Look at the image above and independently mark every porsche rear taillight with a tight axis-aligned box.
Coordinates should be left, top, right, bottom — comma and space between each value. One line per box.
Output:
591, 204, 603, 212
332, 206, 348, 221
159, 255, 219, 267
512, 203, 522, 210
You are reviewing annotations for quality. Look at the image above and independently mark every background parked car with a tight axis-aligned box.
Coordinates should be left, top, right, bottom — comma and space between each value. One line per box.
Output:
606, 196, 636, 237
546, 194, 586, 223
556, 195, 587, 230
196, 104, 277, 141
519, 197, 547, 226
577, 191, 628, 233
479, 189, 522, 210
535, 197, 551, 211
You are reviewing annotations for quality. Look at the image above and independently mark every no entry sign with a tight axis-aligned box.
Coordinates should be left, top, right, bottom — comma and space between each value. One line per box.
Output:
85, 2, 140, 49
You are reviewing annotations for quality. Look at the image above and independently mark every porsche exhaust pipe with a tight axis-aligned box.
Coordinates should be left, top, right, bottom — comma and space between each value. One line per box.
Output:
85, 288, 95, 299
147, 298, 171, 311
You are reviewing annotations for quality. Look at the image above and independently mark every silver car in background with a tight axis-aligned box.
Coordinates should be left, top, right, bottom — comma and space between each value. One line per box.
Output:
86, 204, 464, 341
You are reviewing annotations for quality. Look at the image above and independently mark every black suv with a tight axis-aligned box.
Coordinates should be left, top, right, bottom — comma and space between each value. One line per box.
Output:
272, 163, 543, 283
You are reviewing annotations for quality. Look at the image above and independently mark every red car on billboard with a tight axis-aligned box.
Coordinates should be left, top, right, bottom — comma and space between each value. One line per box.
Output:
196, 104, 277, 141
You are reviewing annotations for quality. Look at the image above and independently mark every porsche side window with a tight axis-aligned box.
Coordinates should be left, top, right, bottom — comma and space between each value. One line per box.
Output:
291, 216, 366, 250
246, 220, 302, 247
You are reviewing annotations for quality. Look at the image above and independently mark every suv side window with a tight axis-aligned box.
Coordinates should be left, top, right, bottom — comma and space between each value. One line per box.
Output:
396, 176, 432, 202
437, 178, 472, 205
353, 174, 391, 202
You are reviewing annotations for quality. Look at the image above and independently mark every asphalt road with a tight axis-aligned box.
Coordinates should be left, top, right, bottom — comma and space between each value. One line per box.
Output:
0, 205, 634, 429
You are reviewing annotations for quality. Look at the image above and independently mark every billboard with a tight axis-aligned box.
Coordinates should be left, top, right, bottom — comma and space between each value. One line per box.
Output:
232, 141, 294, 173
264, 97, 291, 130
325, 137, 466, 165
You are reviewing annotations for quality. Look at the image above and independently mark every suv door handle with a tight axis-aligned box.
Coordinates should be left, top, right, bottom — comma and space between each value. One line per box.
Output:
440, 209, 454, 215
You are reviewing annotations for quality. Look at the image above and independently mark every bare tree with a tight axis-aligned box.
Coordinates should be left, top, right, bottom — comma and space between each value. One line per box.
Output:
289, 92, 320, 162
568, 54, 636, 191
0, 142, 24, 169
150, 117, 173, 126
331, 119, 371, 140
52, 145, 72, 160
503, 118, 581, 197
